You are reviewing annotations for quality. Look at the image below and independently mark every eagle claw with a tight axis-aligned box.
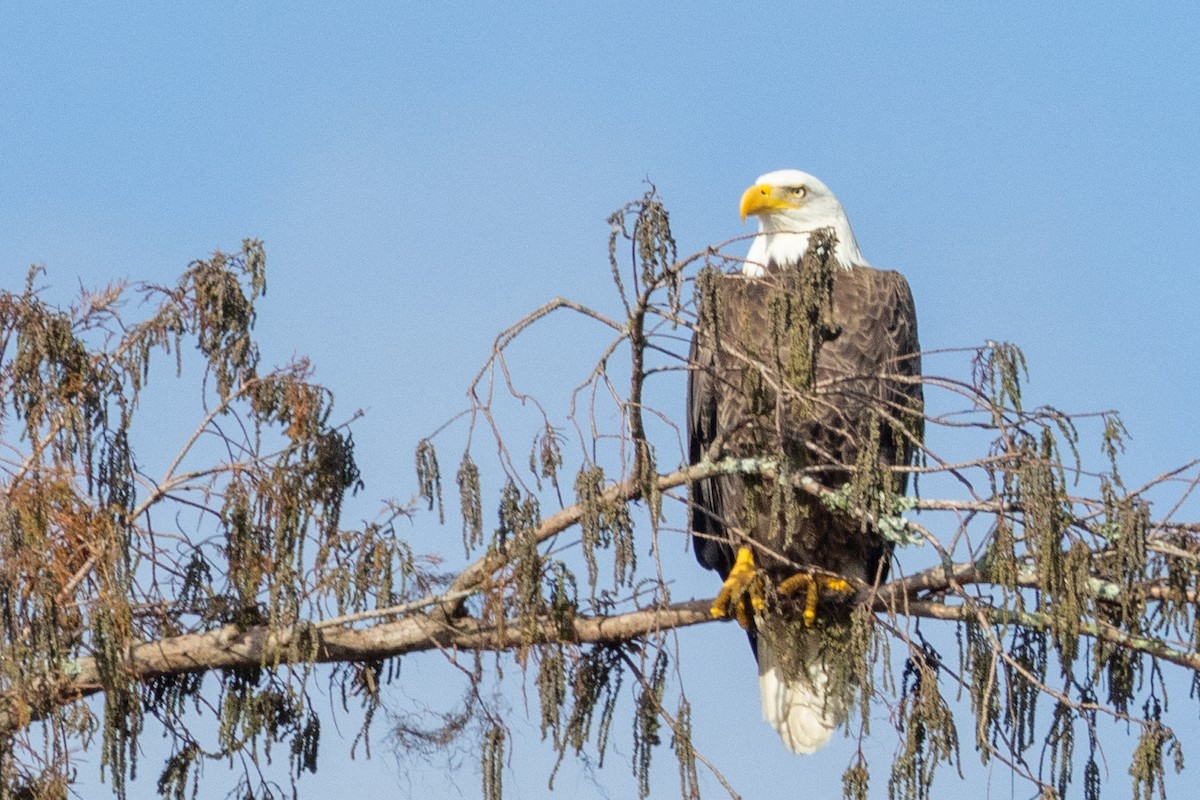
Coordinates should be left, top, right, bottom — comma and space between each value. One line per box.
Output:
777, 572, 855, 626
710, 547, 765, 629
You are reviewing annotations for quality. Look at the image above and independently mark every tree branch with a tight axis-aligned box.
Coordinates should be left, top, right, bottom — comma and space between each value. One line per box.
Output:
895, 600, 1200, 670
0, 600, 712, 737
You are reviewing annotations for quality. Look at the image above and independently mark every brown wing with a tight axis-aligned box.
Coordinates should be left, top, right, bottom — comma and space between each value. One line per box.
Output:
688, 251, 922, 586
688, 330, 735, 578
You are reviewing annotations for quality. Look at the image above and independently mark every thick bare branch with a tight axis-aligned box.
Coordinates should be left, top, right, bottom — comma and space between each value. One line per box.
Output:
0, 600, 712, 737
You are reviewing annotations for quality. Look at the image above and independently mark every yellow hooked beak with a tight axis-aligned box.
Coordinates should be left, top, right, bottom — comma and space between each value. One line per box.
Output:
739, 183, 800, 222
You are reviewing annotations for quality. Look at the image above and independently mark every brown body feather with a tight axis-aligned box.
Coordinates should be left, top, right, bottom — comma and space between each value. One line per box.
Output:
688, 240, 923, 613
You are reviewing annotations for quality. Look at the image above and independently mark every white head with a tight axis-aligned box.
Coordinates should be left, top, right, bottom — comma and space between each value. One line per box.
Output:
739, 169, 868, 276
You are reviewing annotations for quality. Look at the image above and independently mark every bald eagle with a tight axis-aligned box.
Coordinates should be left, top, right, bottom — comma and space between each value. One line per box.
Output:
688, 170, 922, 752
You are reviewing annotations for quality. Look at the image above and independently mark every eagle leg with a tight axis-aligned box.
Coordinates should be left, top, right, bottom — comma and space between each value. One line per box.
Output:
776, 572, 855, 626
709, 546, 766, 629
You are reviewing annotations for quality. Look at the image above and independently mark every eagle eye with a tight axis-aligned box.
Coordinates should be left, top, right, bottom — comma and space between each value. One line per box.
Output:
790, 186, 808, 198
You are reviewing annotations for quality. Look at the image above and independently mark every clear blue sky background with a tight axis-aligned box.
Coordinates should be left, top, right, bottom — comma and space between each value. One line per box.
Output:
4, 4, 1200, 799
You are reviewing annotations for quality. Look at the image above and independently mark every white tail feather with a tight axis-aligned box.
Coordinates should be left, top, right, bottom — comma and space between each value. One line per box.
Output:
757, 630, 847, 753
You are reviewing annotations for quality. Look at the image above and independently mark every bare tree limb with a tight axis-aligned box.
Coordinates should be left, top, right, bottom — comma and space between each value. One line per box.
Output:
0, 600, 712, 737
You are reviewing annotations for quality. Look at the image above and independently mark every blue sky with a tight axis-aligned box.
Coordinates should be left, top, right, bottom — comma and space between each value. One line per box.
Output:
4, 3, 1200, 798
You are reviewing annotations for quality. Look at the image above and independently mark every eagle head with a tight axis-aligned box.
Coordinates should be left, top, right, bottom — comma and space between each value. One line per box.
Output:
740, 169, 868, 276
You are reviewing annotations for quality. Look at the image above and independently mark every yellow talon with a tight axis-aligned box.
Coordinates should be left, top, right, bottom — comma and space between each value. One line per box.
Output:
777, 572, 855, 626
710, 547, 765, 629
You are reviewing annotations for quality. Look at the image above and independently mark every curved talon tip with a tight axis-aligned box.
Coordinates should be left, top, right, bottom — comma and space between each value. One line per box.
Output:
735, 604, 753, 630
